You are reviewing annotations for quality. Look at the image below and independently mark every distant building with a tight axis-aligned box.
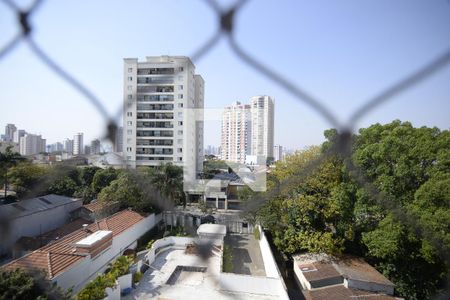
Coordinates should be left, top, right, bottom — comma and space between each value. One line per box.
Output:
220, 96, 274, 164
48, 142, 63, 153
90, 139, 101, 155
84, 145, 91, 155
274, 145, 283, 161
205, 145, 220, 156
220, 101, 252, 163
113, 126, 123, 152
63, 138, 74, 154
73, 133, 84, 155
123, 56, 204, 179
13, 129, 25, 143
19, 133, 46, 156
4, 124, 17, 142
250, 95, 274, 160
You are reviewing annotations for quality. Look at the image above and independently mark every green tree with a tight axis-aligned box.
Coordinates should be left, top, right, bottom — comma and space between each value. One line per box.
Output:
0, 146, 26, 201
8, 163, 49, 198
91, 167, 118, 194
0, 269, 70, 300
146, 163, 185, 207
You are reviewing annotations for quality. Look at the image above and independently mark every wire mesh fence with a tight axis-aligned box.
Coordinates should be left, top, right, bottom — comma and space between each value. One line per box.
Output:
1, 0, 450, 299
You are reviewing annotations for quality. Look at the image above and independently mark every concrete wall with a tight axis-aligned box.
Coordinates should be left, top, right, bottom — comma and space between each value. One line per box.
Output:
145, 236, 198, 265
53, 213, 160, 293
345, 278, 394, 295
293, 262, 311, 290
257, 225, 280, 278
219, 273, 287, 298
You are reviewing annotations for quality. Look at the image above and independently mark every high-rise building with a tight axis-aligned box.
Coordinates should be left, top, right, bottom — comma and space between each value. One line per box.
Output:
13, 130, 25, 143
220, 102, 251, 164
48, 142, 63, 153
19, 134, 46, 156
63, 138, 73, 154
90, 139, 101, 155
123, 56, 204, 177
273, 145, 283, 162
250, 95, 274, 160
4, 124, 17, 142
114, 126, 123, 152
73, 133, 84, 155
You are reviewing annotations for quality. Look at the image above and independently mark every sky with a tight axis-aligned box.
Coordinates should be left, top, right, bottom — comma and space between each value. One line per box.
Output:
1, 0, 450, 149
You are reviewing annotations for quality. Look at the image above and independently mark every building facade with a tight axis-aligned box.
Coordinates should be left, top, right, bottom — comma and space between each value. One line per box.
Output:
123, 56, 204, 177
273, 145, 283, 162
19, 133, 46, 156
63, 138, 73, 154
4, 124, 17, 142
220, 101, 251, 164
73, 133, 84, 155
90, 139, 101, 155
114, 126, 123, 152
250, 95, 274, 160
13, 129, 25, 143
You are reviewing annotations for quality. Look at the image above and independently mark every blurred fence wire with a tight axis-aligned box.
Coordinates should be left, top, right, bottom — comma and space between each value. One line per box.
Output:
1, 0, 450, 299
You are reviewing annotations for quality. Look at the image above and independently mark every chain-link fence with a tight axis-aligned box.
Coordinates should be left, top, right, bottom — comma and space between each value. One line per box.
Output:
1, 0, 450, 299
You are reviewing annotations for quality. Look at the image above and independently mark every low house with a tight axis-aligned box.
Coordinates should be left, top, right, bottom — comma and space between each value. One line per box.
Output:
0, 194, 83, 255
3, 209, 161, 293
293, 253, 401, 300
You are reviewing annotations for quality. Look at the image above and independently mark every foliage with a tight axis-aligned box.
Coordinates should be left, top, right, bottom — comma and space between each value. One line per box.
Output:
0, 146, 26, 200
255, 120, 450, 299
91, 167, 119, 194
98, 172, 155, 213
253, 226, 261, 240
163, 226, 189, 237
47, 176, 78, 197
145, 163, 185, 207
77, 255, 133, 300
203, 159, 228, 179
146, 239, 155, 250
8, 163, 49, 198
222, 244, 233, 273
133, 272, 143, 284
0, 269, 71, 300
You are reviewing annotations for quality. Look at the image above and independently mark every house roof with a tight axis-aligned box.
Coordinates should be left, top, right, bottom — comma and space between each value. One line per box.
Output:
294, 253, 394, 287
3, 209, 145, 279
0, 194, 81, 219
83, 201, 107, 213
305, 285, 400, 300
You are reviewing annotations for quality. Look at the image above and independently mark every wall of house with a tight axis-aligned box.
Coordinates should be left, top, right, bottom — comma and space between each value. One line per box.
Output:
293, 260, 312, 290
257, 225, 280, 278
53, 213, 160, 293
344, 278, 394, 295
1, 199, 82, 254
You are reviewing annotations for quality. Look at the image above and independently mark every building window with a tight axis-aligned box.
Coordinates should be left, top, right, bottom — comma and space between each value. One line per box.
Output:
127, 121, 132, 126
127, 112, 132, 117
128, 76, 133, 81
178, 130, 183, 135
178, 157, 182, 161
127, 129, 132, 135
127, 94, 132, 100
128, 68, 132, 73
178, 121, 183, 126
127, 147, 132, 152
178, 103, 183, 108
179, 67, 184, 72
177, 148, 182, 153
127, 86, 132, 91
177, 139, 183, 144
179, 85, 183, 90
178, 112, 183, 118
178, 94, 183, 99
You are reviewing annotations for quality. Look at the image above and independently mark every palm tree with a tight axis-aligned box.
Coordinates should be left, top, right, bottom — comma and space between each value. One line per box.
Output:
0, 145, 25, 202
146, 163, 185, 207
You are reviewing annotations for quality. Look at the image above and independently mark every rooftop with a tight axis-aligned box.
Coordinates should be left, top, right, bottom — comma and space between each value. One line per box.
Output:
197, 224, 227, 236
3, 209, 145, 279
305, 285, 401, 300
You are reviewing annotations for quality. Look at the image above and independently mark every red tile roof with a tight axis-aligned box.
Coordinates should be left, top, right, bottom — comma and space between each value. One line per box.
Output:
305, 285, 400, 300
3, 209, 145, 279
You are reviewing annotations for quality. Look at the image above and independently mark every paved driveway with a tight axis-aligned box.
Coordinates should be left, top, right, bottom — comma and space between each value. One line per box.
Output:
224, 234, 266, 276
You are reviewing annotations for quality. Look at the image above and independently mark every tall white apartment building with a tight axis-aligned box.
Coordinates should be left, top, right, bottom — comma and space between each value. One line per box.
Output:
220, 102, 251, 164
73, 133, 84, 155
19, 134, 46, 156
63, 138, 73, 154
13, 130, 25, 143
4, 124, 17, 142
123, 56, 204, 177
273, 145, 283, 162
250, 95, 274, 159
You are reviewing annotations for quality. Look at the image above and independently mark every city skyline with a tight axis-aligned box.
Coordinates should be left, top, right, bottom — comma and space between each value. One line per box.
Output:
1, 0, 450, 149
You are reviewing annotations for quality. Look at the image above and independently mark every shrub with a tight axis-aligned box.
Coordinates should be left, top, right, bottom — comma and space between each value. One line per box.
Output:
222, 245, 233, 273
133, 272, 143, 284
253, 226, 261, 240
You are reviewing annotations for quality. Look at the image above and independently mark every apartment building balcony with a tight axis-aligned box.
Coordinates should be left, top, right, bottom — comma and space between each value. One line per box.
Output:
136, 156, 174, 161
136, 130, 173, 137
136, 139, 173, 146
137, 121, 173, 129
136, 148, 174, 155
137, 86, 174, 93
137, 76, 174, 84
136, 104, 174, 111
137, 95, 174, 102
137, 68, 175, 75
137, 113, 174, 120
